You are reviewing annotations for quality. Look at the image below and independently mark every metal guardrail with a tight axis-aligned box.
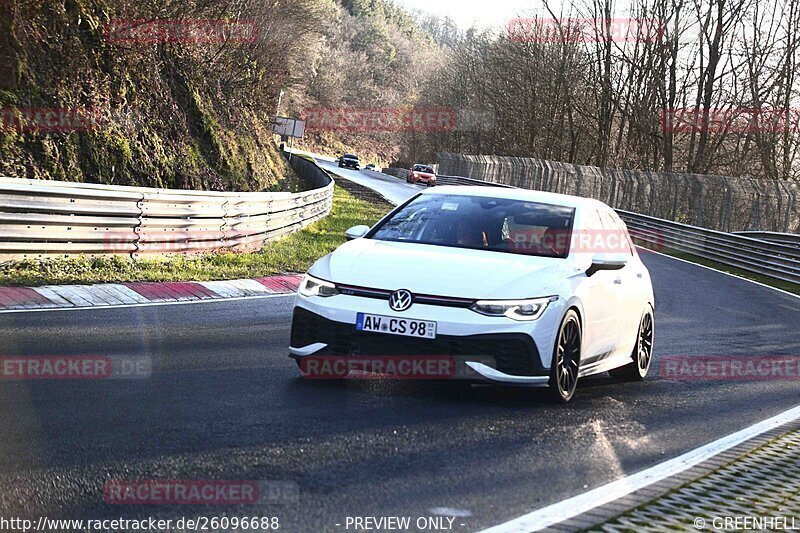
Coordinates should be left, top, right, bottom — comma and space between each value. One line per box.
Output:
0, 157, 334, 262
435, 175, 514, 188
618, 211, 800, 285
733, 231, 800, 249
412, 171, 800, 285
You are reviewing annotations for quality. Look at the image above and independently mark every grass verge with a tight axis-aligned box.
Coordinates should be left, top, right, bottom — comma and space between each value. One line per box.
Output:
0, 184, 391, 286
658, 248, 800, 296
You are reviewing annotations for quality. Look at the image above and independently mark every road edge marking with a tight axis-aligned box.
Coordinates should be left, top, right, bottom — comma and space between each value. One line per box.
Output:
0, 292, 294, 314
480, 403, 800, 532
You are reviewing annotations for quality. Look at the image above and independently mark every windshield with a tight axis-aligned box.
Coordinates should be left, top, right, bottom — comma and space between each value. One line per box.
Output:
413, 165, 434, 173
343, 154, 358, 159
369, 194, 575, 258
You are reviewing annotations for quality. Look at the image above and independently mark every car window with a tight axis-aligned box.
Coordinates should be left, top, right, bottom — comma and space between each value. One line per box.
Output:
370, 194, 575, 258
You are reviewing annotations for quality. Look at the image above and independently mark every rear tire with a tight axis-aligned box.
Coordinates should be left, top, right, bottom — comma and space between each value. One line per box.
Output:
609, 307, 654, 381
548, 310, 582, 403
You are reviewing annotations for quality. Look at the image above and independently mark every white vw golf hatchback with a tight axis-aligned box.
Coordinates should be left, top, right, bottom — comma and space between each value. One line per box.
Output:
290, 186, 654, 402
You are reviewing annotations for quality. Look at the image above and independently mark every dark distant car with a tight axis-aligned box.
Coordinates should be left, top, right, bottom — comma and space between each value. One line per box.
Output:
407, 164, 436, 186
339, 154, 360, 169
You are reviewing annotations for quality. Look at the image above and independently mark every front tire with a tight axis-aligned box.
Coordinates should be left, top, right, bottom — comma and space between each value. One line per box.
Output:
548, 310, 581, 403
609, 307, 654, 381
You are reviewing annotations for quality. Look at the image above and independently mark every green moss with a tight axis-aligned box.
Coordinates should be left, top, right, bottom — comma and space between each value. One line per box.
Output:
1, 1, 296, 193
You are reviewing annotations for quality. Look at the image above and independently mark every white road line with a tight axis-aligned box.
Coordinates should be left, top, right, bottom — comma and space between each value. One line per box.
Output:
643, 248, 800, 300
480, 403, 800, 532
0, 292, 295, 314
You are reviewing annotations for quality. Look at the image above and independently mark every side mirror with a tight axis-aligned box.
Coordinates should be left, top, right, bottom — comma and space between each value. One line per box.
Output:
345, 225, 370, 240
586, 253, 628, 277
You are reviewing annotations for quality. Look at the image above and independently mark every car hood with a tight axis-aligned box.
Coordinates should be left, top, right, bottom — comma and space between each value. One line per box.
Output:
310, 239, 571, 299
413, 172, 435, 178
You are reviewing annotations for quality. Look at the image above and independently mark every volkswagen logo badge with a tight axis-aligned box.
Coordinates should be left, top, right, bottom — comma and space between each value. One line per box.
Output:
389, 289, 413, 312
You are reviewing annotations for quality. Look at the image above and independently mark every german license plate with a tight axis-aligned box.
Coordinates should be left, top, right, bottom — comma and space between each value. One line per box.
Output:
355, 313, 437, 339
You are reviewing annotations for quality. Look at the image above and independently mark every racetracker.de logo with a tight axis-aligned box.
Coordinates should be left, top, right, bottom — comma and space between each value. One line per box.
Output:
507, 17, 664, 43
103, 19, 259, 44
507, 228, 664, 255
0, 355, 151, 380
0, 108, 106, 133
660, 356, 800, 381
303, 108, 457, 133
103, 480, 299, 505
662, 108, 800, 133
298, 355, 496, 380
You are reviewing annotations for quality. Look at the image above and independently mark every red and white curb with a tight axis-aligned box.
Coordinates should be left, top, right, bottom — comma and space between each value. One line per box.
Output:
0, 275, 302, 312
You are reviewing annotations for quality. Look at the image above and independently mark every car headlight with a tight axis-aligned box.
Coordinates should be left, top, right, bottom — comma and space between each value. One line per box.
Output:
470, 296, 556, 321
299, 274, 339, 297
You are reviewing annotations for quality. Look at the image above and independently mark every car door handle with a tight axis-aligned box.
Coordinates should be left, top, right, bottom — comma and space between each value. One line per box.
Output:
614, 278, 623, 285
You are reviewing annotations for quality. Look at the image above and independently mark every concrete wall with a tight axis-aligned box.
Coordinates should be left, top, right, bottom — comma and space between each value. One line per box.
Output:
437, 153, 800, 233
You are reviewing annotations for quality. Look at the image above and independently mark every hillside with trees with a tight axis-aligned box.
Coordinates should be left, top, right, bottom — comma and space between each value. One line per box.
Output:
1, 0, 799, 187
404, 0, 800, 181
0, 0, 333, 191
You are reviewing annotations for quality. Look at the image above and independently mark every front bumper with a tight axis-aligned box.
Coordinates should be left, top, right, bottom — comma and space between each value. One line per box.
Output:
289, 293, 563, 385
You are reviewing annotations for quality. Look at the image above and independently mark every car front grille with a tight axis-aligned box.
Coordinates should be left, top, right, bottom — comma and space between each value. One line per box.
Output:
290, 307, 545, 376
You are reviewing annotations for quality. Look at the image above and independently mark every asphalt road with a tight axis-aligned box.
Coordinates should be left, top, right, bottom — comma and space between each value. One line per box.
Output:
315, 160, 422, 205
0, 167, 798, 532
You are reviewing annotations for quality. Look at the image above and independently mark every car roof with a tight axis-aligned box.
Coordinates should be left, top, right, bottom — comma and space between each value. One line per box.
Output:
419, 185, 608, 210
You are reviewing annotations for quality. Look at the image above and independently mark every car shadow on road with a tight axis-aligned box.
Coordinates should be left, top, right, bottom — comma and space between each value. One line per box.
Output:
286, 373, 637, 408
